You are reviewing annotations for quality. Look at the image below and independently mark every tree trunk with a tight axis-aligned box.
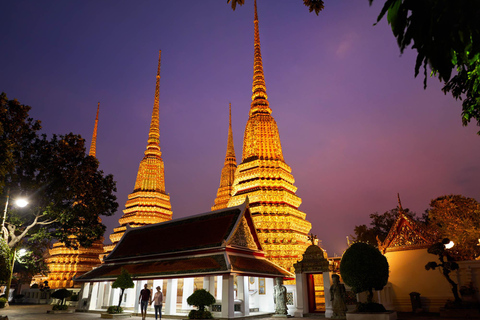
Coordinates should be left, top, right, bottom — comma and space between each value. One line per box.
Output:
443, 269, 461, 303
367, 288, 373, 303
118, 288, 125, 308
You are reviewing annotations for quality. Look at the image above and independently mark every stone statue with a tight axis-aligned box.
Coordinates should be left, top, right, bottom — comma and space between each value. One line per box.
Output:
273, 277, 288, 316
330, 274, 347, 319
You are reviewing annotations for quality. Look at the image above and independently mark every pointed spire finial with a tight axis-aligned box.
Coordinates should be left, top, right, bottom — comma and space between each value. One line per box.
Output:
89, 102, 100, 157
397, 193, 403, 212
251, 0, 271, 115
147, 50, 161, 152
226, 102, 236, 158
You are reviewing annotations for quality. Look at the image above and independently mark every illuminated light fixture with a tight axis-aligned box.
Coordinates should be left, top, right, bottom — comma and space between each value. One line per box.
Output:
445, 241, 454, 249
15, 198, 29, 208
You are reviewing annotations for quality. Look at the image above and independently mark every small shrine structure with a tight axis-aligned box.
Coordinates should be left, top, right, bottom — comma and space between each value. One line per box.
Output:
75, 200, 293, 318
293, 234, 333, 317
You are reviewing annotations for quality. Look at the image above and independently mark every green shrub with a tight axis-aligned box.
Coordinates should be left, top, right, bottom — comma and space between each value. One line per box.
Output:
51, 288, 72, 305
52, 304, 68, 310
0, 297, 7, 308
340, 242, 389, 303
187, 289, 215, 313
188, 310, 213, 319
357, 302, 387, 313
107, 306, 123, 314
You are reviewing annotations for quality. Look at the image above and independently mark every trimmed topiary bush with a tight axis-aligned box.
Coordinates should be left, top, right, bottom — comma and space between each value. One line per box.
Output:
107, 306, 124, 314
187, 289, 216, 319
51, 288, 72, 306
112, 268, 134, 309
340, 242, 389, 305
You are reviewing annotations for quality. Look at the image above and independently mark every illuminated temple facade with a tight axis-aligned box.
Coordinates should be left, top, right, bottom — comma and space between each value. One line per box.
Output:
212, 103, 237, 211
104, 51, 173, 255
226, 0, 312, 277
46, 103, 104, 289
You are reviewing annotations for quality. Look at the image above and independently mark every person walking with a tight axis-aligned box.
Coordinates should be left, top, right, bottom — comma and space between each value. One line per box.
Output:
138, 284, 152, 320
151, 286, 164, 320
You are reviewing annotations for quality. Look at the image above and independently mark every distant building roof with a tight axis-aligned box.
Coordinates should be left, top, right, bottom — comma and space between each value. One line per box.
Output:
76, 200, 294, 282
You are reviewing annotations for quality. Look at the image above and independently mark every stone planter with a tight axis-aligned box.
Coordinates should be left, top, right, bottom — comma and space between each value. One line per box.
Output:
46, 309, 75, 314
346, 311, 397, 320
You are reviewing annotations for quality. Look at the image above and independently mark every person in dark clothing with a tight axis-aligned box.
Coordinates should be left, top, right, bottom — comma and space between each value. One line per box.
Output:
138, 284, 151, 320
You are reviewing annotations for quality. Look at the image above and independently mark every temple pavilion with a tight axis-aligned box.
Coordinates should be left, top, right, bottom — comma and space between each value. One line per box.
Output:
76, 201, 293, 318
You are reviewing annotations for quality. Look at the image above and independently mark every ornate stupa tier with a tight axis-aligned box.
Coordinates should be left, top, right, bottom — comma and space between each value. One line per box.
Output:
104, 50, 173, 256
227, 0, 312, 279
212, 103, 237, 211
46, 237, 104, 289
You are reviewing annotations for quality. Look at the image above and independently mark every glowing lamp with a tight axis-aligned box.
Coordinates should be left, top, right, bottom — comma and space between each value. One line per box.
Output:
445, 241, 454, 249
15, 198, 29, 208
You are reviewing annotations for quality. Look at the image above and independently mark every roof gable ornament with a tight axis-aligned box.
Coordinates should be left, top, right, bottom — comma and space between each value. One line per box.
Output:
378, 194, 436, 253
228, 216, 258, 250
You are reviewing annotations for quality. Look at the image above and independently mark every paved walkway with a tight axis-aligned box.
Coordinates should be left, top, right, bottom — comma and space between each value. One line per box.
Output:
0, 304, 475, 320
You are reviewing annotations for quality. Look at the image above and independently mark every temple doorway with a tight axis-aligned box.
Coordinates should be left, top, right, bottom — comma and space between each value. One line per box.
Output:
307, 273, 325, 313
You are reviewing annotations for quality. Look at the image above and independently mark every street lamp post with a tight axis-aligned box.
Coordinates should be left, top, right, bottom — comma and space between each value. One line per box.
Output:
2, 191, 29, 305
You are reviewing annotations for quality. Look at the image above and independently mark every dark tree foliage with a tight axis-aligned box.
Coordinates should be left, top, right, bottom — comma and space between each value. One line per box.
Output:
428, 195, 480, 260
187, 289, 216, 311
112, 268, 134, 308
51, 288, 72, 305
370, 0, 480, 134
0, 92, 118, 250
425, 238, 461, 303
340, 242, 389, 303
352, 207, 424, 246
227, 0, 325, 15
0, 238, 10, 283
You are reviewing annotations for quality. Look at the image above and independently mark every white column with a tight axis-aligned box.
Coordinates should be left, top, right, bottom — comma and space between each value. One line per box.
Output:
203, 277, 210, 291
294, 273, 305, 317
209, 276, 216, 297
133, 280, 144, 315
221, 275, 234, 318
88, 282, 99, 310
165, 278, 178, 315
182, 278, 195, 309
323, 273, 333, 318
216, 276, 223, 300
238, 276, 249, 316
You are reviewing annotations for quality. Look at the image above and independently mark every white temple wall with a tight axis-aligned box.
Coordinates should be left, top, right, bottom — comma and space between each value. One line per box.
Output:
248, 277, 259, 310
257, 278, 274, 312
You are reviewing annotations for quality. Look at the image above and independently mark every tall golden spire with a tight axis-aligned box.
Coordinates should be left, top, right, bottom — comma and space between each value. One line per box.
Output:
251, 0, 271, 116
89, 102, 100, 157
227, 0, 312, 280
212, 103, 237, 210
105, 50, 172, 254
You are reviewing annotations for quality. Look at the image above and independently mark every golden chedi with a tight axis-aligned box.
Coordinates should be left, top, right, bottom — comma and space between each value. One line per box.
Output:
227, 0, 312, 279
212, 103, 237, 211
104, 51, 172, 255
46, 102, 104, 289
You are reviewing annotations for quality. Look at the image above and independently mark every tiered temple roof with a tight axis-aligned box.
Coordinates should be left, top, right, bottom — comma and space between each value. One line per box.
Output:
226, 0, 312, 278
212, 103, 237, 210
46, 102, 104, 289
104, 51, 172, 255
78, 201, 293, 282
378, 194, 437, 254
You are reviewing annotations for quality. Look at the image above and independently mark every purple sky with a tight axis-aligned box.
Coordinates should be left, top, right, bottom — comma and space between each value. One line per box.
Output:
2, 0, 479, 256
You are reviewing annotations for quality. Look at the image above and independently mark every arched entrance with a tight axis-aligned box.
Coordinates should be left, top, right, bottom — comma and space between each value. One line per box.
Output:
293, 241, 332, 317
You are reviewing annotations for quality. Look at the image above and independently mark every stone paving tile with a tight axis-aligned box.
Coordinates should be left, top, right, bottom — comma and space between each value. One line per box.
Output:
0, 305, 476, 320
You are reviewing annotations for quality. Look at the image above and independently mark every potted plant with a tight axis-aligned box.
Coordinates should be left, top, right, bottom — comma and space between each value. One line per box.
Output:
186, 289, 216, 319
340, 242, 394, 319
109, 268, 134, 314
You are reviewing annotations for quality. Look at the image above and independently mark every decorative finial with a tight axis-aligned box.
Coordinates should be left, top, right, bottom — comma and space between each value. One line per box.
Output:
147, 50, 161, 152
397, 193, 403, 212
226, 102, 236, 158
251, 0, 271, 115
307, 233, 317, 245
89, 102, 100, 157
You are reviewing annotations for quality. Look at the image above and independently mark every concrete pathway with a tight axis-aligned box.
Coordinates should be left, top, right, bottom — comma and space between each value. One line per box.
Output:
0, 304, 475, 320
